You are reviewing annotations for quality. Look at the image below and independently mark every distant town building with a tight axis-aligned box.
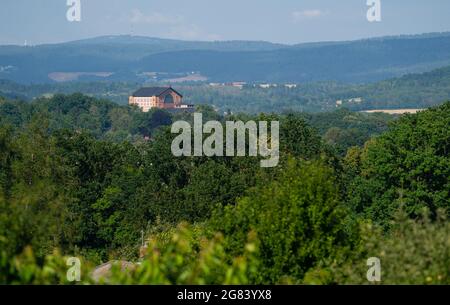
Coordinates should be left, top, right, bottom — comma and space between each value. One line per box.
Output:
259, 84, 272, 89
231, 82, 247, 89
285, 84, 297, 89
129, 87, 194, 112
348, 97, 363, 104
335, 97, 363, 107
208, 82, 246, 89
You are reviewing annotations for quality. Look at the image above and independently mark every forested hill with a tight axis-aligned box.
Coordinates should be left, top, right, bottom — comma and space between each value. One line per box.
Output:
2, 32, 450, 83
354, 65, 450, 109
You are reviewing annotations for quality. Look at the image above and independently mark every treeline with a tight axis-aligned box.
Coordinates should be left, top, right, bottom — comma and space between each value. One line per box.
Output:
0, 95, 449, 284
0, 93, 393, 155
2, 65, 450, 113
181, 66, 450, 113
0, 93, 177, 142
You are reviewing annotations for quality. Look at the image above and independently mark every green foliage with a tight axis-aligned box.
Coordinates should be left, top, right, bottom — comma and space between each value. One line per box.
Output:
1, 224, 258, 285
305, 109, 393, 155
0, 94, 449, 285
279, 114, 323, 159
0, 126, 14, 195
307, 209, 450, 285
0, 119, 69, 258
2, 210, 448, 285
103, 223, 259, 285
347, 102, 450, 226
0, 94, 173, 142
210, 159, 354, 283
0, 246, 89, 285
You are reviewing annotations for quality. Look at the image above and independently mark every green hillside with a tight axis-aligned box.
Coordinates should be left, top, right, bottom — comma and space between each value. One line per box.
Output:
2, 33, 450, 83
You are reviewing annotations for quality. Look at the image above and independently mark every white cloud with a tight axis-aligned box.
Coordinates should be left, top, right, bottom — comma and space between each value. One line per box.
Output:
129, 9, 183, 25
127, 9, 221, 41
292, 9, 327, 22
166, 24, 221, 41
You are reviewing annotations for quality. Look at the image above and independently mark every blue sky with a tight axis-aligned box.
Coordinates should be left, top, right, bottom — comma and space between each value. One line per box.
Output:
1, 0, 450, 45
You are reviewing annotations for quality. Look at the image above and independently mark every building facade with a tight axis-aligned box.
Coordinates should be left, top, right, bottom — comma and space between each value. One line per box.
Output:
129, 87, 193, 112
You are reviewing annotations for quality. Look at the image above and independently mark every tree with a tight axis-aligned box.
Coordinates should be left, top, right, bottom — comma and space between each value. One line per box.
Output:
210, 159, 353, 283
347, 102, 450, 226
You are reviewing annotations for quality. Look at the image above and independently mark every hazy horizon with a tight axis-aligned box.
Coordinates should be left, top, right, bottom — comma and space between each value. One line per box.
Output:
2, 30, 450, 48
0, 31, 450, 47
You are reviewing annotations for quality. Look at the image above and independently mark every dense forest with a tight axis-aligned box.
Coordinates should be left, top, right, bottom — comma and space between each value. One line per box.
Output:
0, 94, 449, 284
0, 93, 393, 153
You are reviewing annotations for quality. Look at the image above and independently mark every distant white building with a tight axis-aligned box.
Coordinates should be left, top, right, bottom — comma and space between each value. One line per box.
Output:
211, 82, 246, 89
336, 97, 363, 107
285, 84, 297, 89
348, 97, 363, 104
231, 82, 247, 89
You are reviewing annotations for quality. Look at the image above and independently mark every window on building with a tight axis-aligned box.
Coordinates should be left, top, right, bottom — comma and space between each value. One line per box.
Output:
164, 94, 174, 104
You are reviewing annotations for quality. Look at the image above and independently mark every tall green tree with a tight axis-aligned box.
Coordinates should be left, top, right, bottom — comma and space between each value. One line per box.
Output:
210, 159, 353, 283
347, 102, 450, 226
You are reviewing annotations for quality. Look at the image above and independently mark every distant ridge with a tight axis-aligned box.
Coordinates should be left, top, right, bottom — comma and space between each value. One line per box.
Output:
2, 32, 450, 84
4, 31, 450, 48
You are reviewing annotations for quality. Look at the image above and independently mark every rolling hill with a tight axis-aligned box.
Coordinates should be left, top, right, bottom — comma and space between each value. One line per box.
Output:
2, 32, 450, 84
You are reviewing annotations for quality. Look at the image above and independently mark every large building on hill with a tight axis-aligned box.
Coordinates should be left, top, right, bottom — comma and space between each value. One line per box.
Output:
129, 87, 194, 112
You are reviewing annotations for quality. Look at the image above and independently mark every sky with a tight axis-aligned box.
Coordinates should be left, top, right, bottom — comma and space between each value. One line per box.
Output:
1, 0, 450, 45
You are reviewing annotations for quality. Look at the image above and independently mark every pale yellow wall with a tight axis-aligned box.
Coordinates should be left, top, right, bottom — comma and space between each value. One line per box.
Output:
129, 96, 157, 112
129, 91, 183, 112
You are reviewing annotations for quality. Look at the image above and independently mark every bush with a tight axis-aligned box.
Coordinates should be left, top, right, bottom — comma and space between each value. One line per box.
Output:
0, 223, 259, 285
305, 209, 450, 284
103, 223, 259, 285
0, 246, 93, 285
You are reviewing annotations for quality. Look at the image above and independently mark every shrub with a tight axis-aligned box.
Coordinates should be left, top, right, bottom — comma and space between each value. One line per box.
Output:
305, 209, 450, 284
